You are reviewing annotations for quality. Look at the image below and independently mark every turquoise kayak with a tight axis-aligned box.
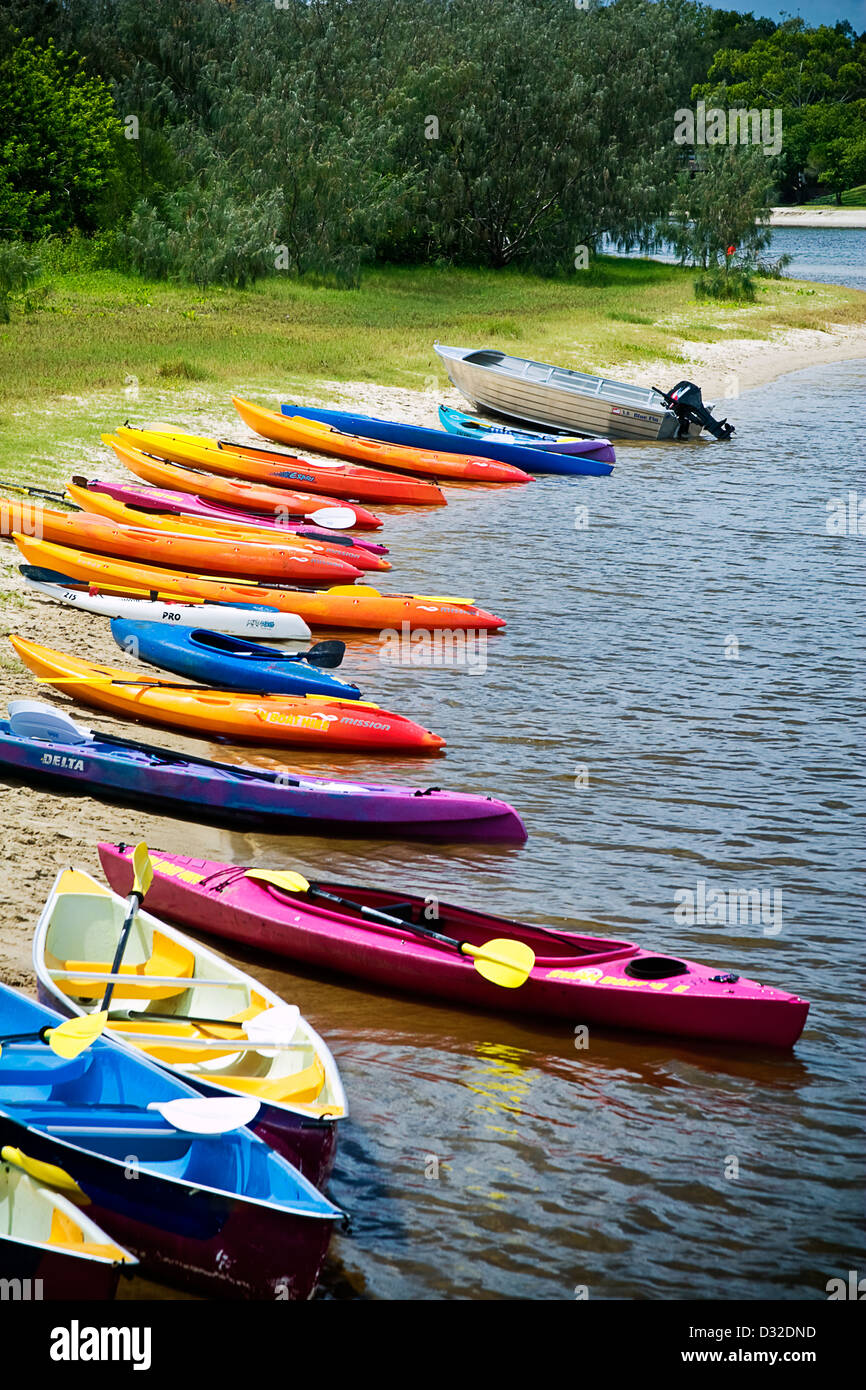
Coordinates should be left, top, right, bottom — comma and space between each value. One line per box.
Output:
110, 620, 361, 698
438, 405, 603, 453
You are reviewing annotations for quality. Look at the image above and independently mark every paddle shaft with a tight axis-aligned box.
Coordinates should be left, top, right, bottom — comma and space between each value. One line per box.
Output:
39, 674, 345, 694
58, 732, 303, 786
106, 1030, 310, 1052
305, 884, 474, 953
100, 892, 146, 1010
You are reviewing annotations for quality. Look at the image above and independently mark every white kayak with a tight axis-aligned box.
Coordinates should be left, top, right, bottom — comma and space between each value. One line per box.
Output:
19, 565, 312, 641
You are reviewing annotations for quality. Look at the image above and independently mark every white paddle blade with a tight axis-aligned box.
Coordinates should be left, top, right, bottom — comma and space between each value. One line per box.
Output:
148, 1097, 261, 1134
309, 506, 357, 529
243, 1004, 301, 1045
8, 700, 94, 744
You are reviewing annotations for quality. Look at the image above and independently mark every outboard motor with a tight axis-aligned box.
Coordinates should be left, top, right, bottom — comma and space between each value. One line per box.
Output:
656, 380, 735, 440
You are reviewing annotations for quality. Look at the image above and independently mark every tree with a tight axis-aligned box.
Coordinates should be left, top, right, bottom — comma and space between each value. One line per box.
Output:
667, 144, 775, 271
693, 19, 866, 200
0, 34, 125, 237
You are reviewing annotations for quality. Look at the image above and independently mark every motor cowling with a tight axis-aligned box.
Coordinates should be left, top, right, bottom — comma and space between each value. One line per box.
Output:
656, 380, 735, 440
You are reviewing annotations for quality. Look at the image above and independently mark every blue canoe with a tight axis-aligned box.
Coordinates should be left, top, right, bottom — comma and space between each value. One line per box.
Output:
109, 619, 362, 698
280, 402, 615, 476
0, 701, 526, 841
439, 405, 602, 454
0, 984, 340, 1298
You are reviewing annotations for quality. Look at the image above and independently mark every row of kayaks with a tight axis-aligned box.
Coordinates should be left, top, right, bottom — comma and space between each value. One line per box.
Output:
0, 847, 808, 1296
1, 398, 547, 841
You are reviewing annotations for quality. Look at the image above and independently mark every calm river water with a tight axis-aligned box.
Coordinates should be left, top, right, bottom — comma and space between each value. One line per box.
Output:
124, 356, 864, 1301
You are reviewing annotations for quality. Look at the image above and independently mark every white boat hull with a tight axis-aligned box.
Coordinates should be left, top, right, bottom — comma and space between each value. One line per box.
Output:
22, 576, 312, 640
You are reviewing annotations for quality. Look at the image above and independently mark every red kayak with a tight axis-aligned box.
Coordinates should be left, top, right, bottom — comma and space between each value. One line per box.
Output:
98, 848, 810, 1048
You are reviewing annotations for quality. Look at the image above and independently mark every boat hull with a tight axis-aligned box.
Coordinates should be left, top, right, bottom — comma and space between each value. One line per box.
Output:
290, 403, 616, 473
74, 478, 390, 558
112, 429, 448, 507
109, 619, 363, 699
20, 570, 313, 639
117, 447, 384, 530
64, 481, 390, 573
0, 988, 340, 1299
9, 635, 445, 753
0, 501, 362, 584
0, 1116, 333, 1299
0, 720, 527, 841
238, 397, 532, 483
13, 535, 507, 632
98, 848, 810, 1048
0, 1238, 126, 1299
434, 343, 699, 442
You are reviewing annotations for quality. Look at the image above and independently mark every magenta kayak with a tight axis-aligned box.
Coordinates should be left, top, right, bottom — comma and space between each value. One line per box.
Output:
98, 847, 810, 1048
71, 476, 390, 556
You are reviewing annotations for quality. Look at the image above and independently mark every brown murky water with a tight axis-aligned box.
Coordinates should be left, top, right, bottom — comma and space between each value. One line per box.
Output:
15, 362, 866, 1300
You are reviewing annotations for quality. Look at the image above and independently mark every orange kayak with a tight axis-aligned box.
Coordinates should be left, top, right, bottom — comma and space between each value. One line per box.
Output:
9, 636, 445, 753
64, 482, 392, 573
13, 536, 507, 632
113, 441, 384, 530
0, 501, 362, 584
112, 428, 447, 508
232, 397, 533, 485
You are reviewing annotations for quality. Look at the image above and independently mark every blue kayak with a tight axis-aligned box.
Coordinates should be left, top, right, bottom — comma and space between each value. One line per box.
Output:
280, 402, 615, 476
0, 983, 340, 1298
438, 405, 601, 454
110, 619, 362, 698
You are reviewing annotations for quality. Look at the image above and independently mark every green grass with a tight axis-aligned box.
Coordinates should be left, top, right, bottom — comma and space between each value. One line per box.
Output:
807, 185, 866, 208
0, 257, 864, 481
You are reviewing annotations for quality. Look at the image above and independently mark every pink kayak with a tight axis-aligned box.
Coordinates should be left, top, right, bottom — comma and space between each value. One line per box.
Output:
70, 476, 390, 557
98, 846, 810, 1048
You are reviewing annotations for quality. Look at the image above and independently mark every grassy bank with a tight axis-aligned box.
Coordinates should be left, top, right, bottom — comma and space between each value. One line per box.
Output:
1, 257, 865, 481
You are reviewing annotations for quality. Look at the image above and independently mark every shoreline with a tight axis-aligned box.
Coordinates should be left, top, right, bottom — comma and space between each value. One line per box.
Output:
769, 207, 866, 229
595, 320, 866, 401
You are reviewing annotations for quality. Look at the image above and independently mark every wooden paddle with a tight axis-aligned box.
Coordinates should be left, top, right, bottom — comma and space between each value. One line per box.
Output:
247, 870, 536, 988
99, 842, 153, 1012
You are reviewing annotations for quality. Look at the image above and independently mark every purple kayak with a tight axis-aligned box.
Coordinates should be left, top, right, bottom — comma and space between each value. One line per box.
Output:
0, 703, 527, 843
70, 476, 390, 556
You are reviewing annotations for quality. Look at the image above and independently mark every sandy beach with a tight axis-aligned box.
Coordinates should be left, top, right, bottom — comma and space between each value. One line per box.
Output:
2, 308, 866, 986
769, 206, 866, 228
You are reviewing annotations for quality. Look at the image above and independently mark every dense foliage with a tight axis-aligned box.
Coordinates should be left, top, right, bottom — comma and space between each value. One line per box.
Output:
694, 19, 866, 202
0, 1, 862, 284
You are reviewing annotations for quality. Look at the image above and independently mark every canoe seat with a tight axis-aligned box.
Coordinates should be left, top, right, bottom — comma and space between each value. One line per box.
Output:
47, 1207, 131, 1262
55, 931, 195, 1001
106, 993, 270, 1066
218, 1058, 326, 1106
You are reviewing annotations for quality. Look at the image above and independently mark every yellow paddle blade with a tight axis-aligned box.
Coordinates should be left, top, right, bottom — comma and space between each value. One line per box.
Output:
130, 841, 153, 900
1, 1146, 89, 1203
246, 869, 311, 894
326, 584, 381, 596
411, 594, 474, 605
461, 938, 535, 989
44, 1010, 109, 1058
